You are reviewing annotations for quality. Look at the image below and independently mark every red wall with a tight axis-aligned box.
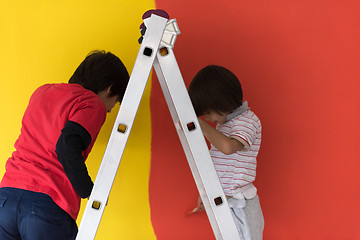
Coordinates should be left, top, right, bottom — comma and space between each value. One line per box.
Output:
149, 1, 360, 239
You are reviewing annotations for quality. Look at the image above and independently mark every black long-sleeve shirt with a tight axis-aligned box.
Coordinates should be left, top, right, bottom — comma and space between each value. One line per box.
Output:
55, 120, 93, 198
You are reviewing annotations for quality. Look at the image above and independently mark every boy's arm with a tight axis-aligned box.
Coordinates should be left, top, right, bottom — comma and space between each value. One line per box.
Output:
197, 118, 244, 155
55, 121, 94, 198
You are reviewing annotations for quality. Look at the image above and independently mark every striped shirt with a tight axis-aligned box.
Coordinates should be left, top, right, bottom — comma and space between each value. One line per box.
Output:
210, 108, 261, 199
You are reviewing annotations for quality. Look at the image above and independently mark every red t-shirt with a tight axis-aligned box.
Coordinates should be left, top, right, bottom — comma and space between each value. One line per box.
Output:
0, 83, 106, 220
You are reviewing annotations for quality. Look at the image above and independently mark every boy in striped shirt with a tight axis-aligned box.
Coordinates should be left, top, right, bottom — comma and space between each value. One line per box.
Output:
188, 65, 264, 240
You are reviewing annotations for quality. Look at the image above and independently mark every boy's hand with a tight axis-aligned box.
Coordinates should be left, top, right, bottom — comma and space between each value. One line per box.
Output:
188, 196, 205, 215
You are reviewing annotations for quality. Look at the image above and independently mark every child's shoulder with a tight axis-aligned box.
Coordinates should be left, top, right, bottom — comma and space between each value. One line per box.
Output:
232, 109, 261, 126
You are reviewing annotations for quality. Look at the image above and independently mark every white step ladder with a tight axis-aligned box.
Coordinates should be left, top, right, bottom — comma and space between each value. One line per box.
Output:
75, 11, 242, 240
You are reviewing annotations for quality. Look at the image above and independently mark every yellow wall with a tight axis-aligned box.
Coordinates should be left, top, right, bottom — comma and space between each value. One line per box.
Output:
0, 1, 156, 239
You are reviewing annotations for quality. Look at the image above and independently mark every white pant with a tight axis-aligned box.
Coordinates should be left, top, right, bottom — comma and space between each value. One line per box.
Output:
229, 195, 264, 240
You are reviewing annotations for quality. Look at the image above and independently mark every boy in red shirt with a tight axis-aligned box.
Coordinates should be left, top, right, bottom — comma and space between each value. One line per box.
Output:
0, 50, 129, 240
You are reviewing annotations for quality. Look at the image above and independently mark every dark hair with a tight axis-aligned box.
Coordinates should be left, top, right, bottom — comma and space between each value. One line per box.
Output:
188, 65, 243, 116
69, 50, 130, 101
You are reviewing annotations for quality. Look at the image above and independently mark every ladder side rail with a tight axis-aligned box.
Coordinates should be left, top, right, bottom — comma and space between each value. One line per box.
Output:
152, 58, 218, 233
153, 57, 218, 233
153, 50, 242, 240
76, 15, 168, 240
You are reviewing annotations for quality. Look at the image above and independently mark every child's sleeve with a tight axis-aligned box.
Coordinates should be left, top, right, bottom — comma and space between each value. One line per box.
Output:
68, 97, 107, 141
56, 121, 93, 198
230, 116, 258, 151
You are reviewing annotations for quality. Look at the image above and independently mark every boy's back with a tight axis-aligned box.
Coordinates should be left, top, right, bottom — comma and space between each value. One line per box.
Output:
1, 83, 106, 219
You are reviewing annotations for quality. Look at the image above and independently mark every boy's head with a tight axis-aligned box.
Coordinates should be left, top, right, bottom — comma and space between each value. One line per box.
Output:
69, 50, 130, 102
188, 65, 243, 116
